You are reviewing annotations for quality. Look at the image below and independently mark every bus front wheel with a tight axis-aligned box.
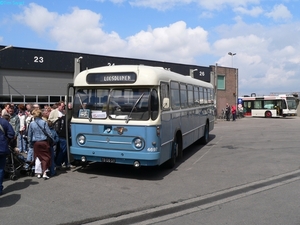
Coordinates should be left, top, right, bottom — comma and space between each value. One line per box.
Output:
200, 122, 209, 144
265, 111, 272, 118
165, 138, 178, 169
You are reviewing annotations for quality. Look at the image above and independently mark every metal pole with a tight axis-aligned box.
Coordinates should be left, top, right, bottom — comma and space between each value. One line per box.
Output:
215, 63, 218, 117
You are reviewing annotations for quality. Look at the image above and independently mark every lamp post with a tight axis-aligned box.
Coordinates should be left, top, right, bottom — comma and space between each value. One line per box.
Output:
228, 52, 236, 67
189, 69, 198, 78
0, 45, 13, 52
228, 52, 238, 112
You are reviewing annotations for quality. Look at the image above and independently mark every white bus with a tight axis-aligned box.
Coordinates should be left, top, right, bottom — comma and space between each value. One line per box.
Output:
66, 65, 215, 168
239, 94, 297, 118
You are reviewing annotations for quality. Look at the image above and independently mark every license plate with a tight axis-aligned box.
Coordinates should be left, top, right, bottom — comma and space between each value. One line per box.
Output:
101, 158, 116, 163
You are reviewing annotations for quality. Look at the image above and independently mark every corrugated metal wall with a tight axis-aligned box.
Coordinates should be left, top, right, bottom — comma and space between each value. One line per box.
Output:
0, 69, 72, 96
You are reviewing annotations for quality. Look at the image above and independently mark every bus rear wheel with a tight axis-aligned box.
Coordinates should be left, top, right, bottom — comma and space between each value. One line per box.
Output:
265, 111, 272, 118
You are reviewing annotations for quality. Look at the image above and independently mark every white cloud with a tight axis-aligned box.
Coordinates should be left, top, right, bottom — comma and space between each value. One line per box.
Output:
129, 0, 260, 11
14, 3, 58, 33
11, 2, 300, 95
211, 15, 300, 95
265, 4, 292, 21
126, 21, 210, 63
129, 0, 193, 11
13, 4, 209, 63
195, 0, 260, 11
234, 6, 263, 17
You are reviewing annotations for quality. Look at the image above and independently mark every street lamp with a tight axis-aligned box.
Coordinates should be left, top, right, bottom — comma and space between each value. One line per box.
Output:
228, 52, 238, 111
189, 69, 198, 78
0, 45, 13, 52
228, 52, 236, 67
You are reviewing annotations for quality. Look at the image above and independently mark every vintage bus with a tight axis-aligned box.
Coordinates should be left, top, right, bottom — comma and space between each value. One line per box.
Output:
239, 94, 297, 118
66, 65, 215, 168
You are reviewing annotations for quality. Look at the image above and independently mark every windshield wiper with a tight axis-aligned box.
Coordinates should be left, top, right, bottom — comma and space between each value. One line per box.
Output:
126, 93, 145, 123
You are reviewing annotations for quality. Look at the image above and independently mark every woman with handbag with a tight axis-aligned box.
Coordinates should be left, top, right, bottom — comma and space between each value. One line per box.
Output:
28, 109, 53, 180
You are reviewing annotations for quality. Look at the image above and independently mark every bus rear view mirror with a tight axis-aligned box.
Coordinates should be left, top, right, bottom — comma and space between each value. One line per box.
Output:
163, 98, 170, 109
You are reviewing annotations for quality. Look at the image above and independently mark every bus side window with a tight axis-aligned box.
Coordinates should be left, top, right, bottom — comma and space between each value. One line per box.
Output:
170, 81, 180, 110
180, 83, 187, 108
160, 82, 170, 110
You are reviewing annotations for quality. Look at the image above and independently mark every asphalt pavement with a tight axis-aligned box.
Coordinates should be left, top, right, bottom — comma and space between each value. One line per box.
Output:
1, 116, 300, 225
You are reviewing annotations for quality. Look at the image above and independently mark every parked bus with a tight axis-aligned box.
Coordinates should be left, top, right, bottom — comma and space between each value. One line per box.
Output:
239, 94, 297, 118
66, 65, 215, 168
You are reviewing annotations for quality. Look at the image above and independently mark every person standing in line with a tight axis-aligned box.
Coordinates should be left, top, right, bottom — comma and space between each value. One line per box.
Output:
24, 109, 35, 176
0, 117, 15, 195
17, 104, 27, 153
231, 105, 237, 121
7, 106, 19, 150
55, 115, 74, 169
47, 120, 59, 177
225, 103, 231, 121
48, 101, 65, 122
1, 103, 12, 117
25, 103, 33, 117
28, 109, 53, 180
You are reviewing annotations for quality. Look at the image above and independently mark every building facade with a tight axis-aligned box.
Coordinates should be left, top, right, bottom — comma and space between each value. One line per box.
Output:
210, 65, 238, 117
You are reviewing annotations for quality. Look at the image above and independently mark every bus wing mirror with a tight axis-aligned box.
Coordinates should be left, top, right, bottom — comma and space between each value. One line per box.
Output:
162, 98, 170, 109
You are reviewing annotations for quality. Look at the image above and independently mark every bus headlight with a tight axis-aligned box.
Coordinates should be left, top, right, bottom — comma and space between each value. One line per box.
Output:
77, 135, 86, 145
133, 138, 144, 149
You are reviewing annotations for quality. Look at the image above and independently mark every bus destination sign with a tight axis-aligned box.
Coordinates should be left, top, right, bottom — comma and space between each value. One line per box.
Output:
87, 72, 137, 84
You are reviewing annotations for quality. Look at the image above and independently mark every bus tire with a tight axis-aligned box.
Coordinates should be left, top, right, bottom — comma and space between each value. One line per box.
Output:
265, 111, 272, 118
200, 122, 209, 145
165, 138, 178, 169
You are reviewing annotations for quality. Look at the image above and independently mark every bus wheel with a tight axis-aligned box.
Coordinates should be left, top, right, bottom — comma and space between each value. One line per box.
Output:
165, 139, 178, 169
200, 122, 209, 144
265, 111, 272, 118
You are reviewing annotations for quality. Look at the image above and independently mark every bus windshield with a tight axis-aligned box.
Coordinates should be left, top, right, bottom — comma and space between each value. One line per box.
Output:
287, 97, 297, 109
73, 87, 152, 121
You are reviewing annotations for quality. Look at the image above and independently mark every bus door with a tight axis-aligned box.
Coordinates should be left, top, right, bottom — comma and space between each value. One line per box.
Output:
243, 101, 252, 116
275, 100, 285, 116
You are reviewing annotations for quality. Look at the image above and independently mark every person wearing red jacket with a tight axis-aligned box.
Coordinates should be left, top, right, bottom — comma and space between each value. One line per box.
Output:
231, 105, 237, 121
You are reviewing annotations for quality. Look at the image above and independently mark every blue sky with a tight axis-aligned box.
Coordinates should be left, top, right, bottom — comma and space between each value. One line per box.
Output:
1, 0, 300, 96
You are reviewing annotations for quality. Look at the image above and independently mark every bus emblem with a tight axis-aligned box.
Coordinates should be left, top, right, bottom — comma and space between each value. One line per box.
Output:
114, 127, 127, 135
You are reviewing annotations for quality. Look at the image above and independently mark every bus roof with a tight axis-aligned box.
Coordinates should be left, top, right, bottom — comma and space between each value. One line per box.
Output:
74, 65, 213, 88
239, 94, 295, 101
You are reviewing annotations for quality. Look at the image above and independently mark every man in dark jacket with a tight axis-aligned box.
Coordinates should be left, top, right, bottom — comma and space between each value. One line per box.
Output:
0, 117, 15, 195
225, 103, 231, 121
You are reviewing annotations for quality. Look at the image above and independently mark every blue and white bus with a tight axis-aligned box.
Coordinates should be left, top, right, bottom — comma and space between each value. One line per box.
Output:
66, 65, 214, 168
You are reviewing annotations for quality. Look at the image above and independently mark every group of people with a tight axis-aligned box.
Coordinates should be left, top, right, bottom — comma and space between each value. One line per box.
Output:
225, 103, 237, 121
0, 101, 73, 195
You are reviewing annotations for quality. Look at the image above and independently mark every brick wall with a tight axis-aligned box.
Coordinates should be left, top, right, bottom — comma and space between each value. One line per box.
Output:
210, 65, 238, 118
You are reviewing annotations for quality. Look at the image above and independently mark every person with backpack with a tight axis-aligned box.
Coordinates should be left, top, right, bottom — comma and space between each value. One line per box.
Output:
0, 117, 15, 195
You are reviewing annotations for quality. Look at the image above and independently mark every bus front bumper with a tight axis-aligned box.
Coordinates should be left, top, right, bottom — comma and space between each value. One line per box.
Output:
70, 147, 161, 167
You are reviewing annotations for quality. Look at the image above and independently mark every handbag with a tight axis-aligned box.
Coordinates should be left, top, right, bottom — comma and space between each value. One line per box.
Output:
35, 121, 55, 147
